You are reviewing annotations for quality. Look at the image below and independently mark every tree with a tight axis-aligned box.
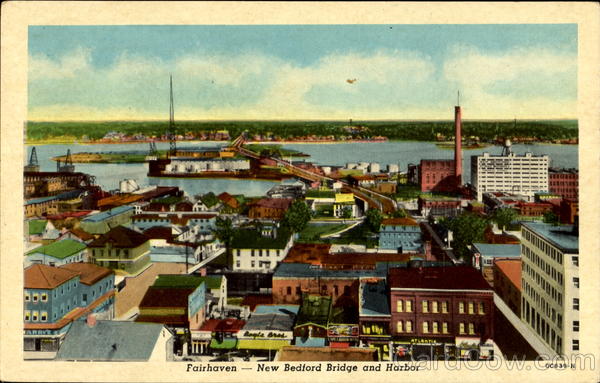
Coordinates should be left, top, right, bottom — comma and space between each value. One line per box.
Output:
365, 208, 383, 233
543, 210, 559, 225
446, 212, 489, 261
492, 208, 518, 230
390, 209, 408, 219
341, 206, 353, 219
282, 200, 312, 233
212, 217, 234, 267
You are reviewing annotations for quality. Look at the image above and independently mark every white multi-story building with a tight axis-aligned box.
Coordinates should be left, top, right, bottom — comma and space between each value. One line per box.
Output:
520, 222, 579, 357
231, 229, 294, 272
471, 152, 549, 201
165, 158, 250, 173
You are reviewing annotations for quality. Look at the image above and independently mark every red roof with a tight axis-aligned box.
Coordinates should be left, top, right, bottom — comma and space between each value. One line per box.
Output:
381, 217, 418, 226
388, 266, 492, 291
46, 211, 93, 220
217, 192, 239, 209
59, 263, 113, 285
241, 294, 273, 311
143, 226, 174, 241
138, 287, 195, 308
283, 244, 413, 268
69, 228, 95, 241
494, 259, 522, 290
24, 264, 79, 289
199, 318, 246, 333
253, 198, 293, 210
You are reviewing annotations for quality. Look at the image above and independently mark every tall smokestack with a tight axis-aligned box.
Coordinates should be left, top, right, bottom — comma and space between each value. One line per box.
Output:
454, 91, 462, 188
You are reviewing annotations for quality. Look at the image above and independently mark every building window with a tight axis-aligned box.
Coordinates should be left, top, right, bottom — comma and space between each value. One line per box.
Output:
397, 321, 403, 333
24, 292, 30, 302
296, 286, 301, 296
478, 302, 485, 315
405, 300, 412, 312
573, 321, 579, 332
41, 312, 47, 322
432, 321, 439, 334
286, 286, 292, 295
422, 300, 429, 313
468, 302, 474, 314
442, 322, 449, 334
573, 298, 579, 310
572, 256, 578, 267
468, 323, 475, 335
396, 300, 403, 313
406, 321, 413, 333
441, 301, 448, 313
572, 340, 579, 351
459, 302, 465, 314
432, 301, 438, 313
459, 323, 465, 334
33, 294, 39, 303
251, 261, 255, 268
236, 261, 240, 268
24, 311, 30, 321
573, 278, 579, 288
422, 321, 429, 333
32, 311, 38, 321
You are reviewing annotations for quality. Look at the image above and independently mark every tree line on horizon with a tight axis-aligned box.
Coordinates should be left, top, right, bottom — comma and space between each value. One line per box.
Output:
26, 119, 578, 142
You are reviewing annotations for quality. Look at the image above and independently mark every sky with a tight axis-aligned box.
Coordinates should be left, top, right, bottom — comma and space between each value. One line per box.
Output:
28, 25, 577, 121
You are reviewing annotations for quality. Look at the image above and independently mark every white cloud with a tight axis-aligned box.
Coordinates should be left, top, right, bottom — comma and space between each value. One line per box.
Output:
28, 45, 576, 120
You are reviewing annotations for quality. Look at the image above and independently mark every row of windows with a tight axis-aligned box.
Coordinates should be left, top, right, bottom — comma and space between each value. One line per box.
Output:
235, 260, 271, 269
25, 280, 112, 304
395, 299, 486, 315
396, 320, 480, 335
24, 310, 47, 322
522, 243, 565, 284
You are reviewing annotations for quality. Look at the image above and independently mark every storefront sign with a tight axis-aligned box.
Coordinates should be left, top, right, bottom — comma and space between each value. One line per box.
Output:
239, 330, 292, 340
327, 324, 359, 337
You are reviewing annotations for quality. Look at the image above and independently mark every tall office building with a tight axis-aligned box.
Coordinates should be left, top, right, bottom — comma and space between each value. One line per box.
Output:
471, 150, 549, 201
520, 222, 579, 357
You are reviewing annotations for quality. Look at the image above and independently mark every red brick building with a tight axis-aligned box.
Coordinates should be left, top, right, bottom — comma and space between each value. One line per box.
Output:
517, 202, 553, 217
248, 198, 293, 220
493, 259, 521, 317
418, 159, 456, 192
549, 169, 578, 199
560, 198, 578, 224
388, 266, 494, 357
418, 196, 461, 217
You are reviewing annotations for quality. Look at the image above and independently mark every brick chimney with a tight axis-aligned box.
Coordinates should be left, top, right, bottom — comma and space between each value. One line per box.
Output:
454, 94, 462, 188
86, 313, 97, 328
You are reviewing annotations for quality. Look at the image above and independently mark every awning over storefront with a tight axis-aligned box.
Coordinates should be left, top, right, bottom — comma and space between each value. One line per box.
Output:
294, 337, 326, 347
210, 338, 237, 349
237, 339, 291, 350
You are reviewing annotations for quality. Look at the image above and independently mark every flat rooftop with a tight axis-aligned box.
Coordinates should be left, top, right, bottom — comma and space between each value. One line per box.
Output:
522, 222, 578, 253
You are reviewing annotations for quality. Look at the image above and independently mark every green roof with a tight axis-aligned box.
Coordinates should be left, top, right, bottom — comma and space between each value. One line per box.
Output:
306, 190, 335, 199
26, 239, 86, 259
200, 193, 220, 208
204, 275, 224, 290
210, 338, 237, 349
151, 196, 183, 205
28, 220, 47, 235
152, 275, 204, 289
295, 294, 332, 327
231, 228, 292, 250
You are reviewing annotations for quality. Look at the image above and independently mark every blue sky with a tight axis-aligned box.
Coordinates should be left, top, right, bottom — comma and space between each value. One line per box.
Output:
28, 24, 577, 120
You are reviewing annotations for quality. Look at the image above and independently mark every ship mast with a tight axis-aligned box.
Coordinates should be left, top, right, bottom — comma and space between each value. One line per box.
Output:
168, 75, 177, 157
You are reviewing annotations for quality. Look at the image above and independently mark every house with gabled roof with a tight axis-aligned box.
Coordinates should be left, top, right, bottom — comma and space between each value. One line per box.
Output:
26, 239, 88, 267
87, 225, 151, 276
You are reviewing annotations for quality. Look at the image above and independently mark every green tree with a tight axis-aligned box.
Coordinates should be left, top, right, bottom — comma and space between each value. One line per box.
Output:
365, 208, 383, 233
390, 209, 408, 218
341, 206, 353, 219
543, 210, 559, 225
212, 217, 234, 267
282, 200, 312, 232
446, 212, 489, 261
492, 208, 518, 230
